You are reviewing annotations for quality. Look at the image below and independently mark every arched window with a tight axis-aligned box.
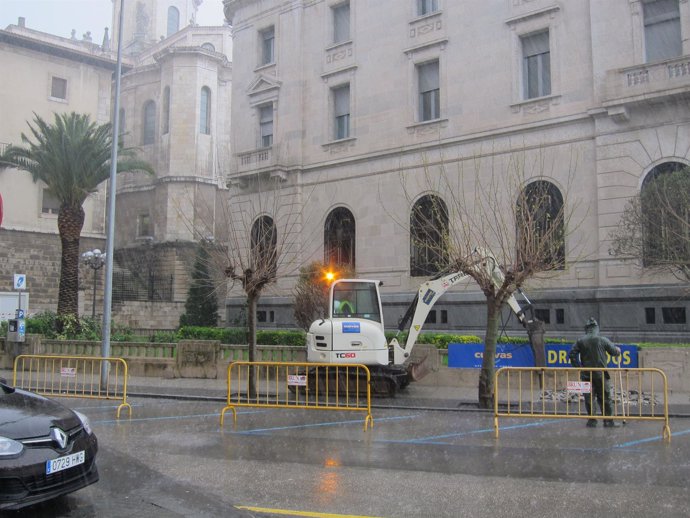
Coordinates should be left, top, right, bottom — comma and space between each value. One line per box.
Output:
167, 7, 180, 37
142, 100, 156, 145
251, 215, 278, 276
200, 87, 211, 135
201, 42, 215, 52
162, 86, 170, 135
640, 161, 690, 266
410, 194, 449, 276
324, 207, 355, 269
516, 180, 565, 270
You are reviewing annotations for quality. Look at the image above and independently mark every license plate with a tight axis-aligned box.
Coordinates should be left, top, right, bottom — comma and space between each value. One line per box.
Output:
46, 451, 85, 475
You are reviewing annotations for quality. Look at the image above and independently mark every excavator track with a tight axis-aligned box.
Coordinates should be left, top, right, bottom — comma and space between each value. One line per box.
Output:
292, 366, 409, 398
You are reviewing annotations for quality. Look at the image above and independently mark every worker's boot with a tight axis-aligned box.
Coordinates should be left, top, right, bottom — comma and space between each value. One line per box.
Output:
604, 420, 621, 428
586, 419, 597, 428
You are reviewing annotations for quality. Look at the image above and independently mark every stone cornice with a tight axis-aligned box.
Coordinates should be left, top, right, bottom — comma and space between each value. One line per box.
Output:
0, 29, 129, 72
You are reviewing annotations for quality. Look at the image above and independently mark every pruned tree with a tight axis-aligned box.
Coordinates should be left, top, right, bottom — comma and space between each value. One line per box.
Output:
293, 261, 355, 331
180, 173, 320, 397
388, 147, 581, 408
610, 165, 690, 282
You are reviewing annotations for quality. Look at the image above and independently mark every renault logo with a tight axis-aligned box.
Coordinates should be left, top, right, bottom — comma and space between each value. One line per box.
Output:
50, 428, 68, 449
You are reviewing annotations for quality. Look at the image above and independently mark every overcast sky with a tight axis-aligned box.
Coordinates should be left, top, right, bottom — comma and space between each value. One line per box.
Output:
0, 0, 227, 44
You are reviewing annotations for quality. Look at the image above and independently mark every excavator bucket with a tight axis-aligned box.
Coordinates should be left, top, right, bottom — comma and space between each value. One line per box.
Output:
407, 356, 431, 382
404, 344, 440, 382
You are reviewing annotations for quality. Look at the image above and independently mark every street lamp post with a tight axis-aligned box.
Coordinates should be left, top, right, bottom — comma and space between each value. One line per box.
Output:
82, 249, 106, 318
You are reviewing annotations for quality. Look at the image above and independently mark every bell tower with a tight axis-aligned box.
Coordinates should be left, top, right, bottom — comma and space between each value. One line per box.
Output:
111, 0, 203, 55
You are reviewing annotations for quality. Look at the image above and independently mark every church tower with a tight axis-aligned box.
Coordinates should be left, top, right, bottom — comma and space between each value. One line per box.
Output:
111, 0, 203, 54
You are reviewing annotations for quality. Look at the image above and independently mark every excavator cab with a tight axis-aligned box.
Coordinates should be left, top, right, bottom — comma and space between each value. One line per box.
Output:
331, 280, 382, 322
307, 279, 389, 367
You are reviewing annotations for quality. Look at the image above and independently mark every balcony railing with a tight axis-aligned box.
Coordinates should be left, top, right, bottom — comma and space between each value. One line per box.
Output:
234, 146, 274, 175
604, 55, 690, 106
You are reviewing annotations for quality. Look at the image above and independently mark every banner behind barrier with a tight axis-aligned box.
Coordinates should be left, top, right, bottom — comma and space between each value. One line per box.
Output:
448, 343, 638, 368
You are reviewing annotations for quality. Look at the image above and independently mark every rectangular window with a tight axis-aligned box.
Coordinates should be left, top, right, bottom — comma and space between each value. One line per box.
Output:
522, 31, 551, 99
269, 310, 275, 323
643, 0, 681, 62
41, 189, 60, 215
662, 307, 686, 324
333, 2, 350, 44
441, 309, 448, 324
534, 308, 550, 324
645, 307, 656, 324
257, 311, 267, 323
333, 84, 350, 140
425, 310, 437, 324
260, 26, 275, 65
418, 60, 440, 121
418, 0, 438, 16
50, 77, 67, 100
259, 105, 273, 148
137, 214, 151, 237
555, 308, 564, 325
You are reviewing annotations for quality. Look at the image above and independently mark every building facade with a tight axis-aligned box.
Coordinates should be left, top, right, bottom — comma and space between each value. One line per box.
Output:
0, 1, 231, 328
222, 0, 690, 341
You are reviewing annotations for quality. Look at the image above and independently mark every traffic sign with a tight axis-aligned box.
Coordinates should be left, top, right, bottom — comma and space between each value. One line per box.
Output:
13, 274, 26, 290
16, 309, 25, 319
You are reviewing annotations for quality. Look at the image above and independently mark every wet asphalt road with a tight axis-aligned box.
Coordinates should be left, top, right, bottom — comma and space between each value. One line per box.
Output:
3, 396, 689, 518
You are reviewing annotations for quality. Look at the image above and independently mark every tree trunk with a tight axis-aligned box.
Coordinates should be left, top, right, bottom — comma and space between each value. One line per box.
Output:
478, 298, 501, 409
56, 205, 85, 323
247, 292, 258, 398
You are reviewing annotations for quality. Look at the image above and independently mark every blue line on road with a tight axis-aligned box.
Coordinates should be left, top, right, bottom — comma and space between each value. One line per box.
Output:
614, 426, 690, 449
376, 420, 560, 445
234, 414, 419, 435
93, 409, 268, 425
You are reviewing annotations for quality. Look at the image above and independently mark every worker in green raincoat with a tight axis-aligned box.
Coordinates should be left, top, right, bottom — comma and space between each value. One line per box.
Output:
568, 318, 622, 428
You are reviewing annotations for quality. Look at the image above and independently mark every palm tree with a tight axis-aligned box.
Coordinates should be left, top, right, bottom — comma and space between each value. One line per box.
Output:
0, 112, 153, 321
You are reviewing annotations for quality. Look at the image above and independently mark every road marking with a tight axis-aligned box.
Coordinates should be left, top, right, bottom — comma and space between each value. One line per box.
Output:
92, 409, 268, 425
614, 426, 690, 449
235, 414, 418, 435
381, 419, 560, 444
236, 506, 384, 518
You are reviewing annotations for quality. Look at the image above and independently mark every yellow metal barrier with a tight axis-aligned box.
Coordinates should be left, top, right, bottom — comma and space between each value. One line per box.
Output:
220, 362, 373, 431
494, 367, 671, 441
12, 354, 132, 418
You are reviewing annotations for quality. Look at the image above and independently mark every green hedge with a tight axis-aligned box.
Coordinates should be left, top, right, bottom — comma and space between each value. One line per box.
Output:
177, 326, 306, 346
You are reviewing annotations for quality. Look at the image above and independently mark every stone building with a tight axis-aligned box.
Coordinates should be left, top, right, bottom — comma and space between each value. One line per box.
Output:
221, 0, 690, 341
0, 1, 231, 328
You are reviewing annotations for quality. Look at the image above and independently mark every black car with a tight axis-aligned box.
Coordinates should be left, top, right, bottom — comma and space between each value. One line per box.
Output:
0, 378, 98, 511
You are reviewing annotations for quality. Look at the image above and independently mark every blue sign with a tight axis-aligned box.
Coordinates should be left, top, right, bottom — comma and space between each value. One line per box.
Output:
448, 343, 638, 369
341, 322, 361, 333
18, 319, 26, 337
16, 309, 25, 319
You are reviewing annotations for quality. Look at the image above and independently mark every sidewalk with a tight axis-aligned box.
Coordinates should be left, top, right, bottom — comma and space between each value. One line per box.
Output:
3, 368, 689, 415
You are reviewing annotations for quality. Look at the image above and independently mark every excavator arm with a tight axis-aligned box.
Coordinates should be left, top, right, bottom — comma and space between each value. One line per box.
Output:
389, 251, 536, 368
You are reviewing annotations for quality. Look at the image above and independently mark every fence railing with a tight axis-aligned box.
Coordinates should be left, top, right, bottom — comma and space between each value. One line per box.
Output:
494, 367, 671, 441
12, 354, 132, 418
221, 361, 373, 431
35, 341, 305, 362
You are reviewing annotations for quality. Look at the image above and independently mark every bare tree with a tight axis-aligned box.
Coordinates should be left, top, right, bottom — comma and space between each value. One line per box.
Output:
388, 147, 581, 408
610, 165, 690, 283
293, 261, 355, 331
177, 173, 320, 397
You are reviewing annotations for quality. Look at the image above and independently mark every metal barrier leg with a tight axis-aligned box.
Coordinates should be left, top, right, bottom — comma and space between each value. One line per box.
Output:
220, 406, 237, 427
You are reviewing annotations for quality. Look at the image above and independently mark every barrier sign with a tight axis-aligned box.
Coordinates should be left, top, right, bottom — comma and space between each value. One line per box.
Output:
287, 374, 307, 386
60, 367, 77, 378
566, 381, 591, 394
448, 343, 638, 368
